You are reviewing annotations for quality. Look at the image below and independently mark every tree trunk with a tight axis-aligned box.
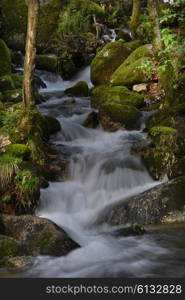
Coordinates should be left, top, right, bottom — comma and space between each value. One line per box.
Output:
129, 0, 141, 33
23, 0, 39, 109
148, 0, 162, 52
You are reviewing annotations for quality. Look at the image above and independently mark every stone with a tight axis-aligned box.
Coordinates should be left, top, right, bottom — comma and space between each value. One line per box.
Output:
96, 176, 185, 226
110, 44, 153, 87
99, 103, 141, 130
65, 81, 89, 97
91, 41, 131, 85
36, 54, 58, 73
83, 111, 99, 128
1, 215, 79, 256
133, 83, 148, 93
91, 85, 144, 109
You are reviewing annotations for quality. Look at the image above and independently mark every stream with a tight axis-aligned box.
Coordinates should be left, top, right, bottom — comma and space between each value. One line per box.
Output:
15, 66, 184, 278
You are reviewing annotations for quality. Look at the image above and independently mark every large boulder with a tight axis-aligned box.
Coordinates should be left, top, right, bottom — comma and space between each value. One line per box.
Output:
99, 103, 141, 130
110, 44, 153, 87
0, 40, 11, 76
91, 85, 144, 109
1, 215, 79, 256
91, 41, 131, 85
96, 176, 185, 226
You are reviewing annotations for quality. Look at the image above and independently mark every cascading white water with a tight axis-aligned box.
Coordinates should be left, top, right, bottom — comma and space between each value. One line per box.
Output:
26, 67, 172, 278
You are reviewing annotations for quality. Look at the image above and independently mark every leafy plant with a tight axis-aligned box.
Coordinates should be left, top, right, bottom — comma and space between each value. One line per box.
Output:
0, 154, 22, 188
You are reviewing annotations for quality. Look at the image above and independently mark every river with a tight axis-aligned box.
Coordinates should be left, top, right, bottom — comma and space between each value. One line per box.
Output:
12, 66, 183, 278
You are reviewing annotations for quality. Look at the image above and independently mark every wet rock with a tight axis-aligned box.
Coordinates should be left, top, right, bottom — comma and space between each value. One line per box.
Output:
91, 41, 131, 85
1, 215, 79, 256
64, 98, 77, 104
36, 54, 58, 73
115, 28, 134, 42
44, 115, 61, 136
99, 103, 141, 130
113, 225, 146, 237
33, 75, 47, 89
65, 81, 89, 97
83, 111, 99, 129
98, 113, 122, 132
97, 176, 185, 226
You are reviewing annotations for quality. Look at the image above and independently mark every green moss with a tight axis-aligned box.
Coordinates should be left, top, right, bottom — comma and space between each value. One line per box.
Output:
0, 235, 26, 259
123, 40, 141, 52
110, 57, 152, 87
6, 144, 30, 159
0, 39, 11, 76
101, 102, 141, 129
36, 55, 58, 73
91, 41, 131, 85
136, 22, 153, 44
143, 129, 178, 180
150, 126, 177, 137
91, 85, 144, 109
0, 75, 15, 91
1, 89, 22, 104
65, 81, 89, 97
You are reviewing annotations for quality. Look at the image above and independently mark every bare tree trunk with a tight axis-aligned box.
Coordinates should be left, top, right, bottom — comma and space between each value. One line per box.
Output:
23, 0, 39, 109
148, 0, 162, 52
129, 0, 141, 33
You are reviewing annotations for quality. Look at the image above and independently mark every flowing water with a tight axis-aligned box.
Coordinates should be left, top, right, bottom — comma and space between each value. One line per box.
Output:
15, 66, 183, 278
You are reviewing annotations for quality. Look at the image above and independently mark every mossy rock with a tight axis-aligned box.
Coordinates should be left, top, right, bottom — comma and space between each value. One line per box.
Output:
96, 176, 185, 226
6, 144, 30, 159
123, 40, 141, 52
91, 41, 131, 85
36, 54, 58, 73
0, 39, 11, 76
100, 103, 141, 129
65, 81, 89, 97
149, 126, 177, 137
1, 215, 79, 256
143, 127, 178, 180
0, 235, 27, 259
91, 85, 144, 109
110, 57, 152, 87
0, 74, 23, 93
45, 115, 61, 135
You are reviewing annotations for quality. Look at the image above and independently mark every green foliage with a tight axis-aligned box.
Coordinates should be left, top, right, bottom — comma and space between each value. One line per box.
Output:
137, 59, 154, 80
57, 0, 104, 39
0, 154, 22, 188
0, 39, 11, 76
6, 144, 30, 159
15, 170, 40, 207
